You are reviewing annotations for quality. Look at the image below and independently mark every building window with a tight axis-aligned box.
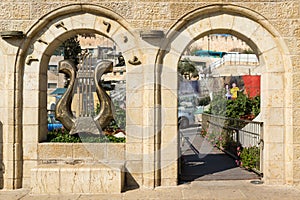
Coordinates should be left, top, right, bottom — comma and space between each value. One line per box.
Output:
48, 65, 58, 71
48, 83, 57, 89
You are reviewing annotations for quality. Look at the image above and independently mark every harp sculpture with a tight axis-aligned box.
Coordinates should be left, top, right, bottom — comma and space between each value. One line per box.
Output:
55, 59, 114, 135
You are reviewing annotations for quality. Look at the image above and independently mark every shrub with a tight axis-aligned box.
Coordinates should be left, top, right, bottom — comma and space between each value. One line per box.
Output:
47, 129, 125, 143
239, 146, 260, 170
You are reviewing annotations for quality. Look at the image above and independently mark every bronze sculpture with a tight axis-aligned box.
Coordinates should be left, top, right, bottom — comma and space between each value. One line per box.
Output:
55, 59, 115, 135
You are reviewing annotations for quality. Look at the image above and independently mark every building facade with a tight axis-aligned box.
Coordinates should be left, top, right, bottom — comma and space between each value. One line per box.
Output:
0, 0, 299, 192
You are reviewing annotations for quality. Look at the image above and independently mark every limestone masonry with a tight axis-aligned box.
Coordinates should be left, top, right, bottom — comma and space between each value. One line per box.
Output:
0, 0, 299, 194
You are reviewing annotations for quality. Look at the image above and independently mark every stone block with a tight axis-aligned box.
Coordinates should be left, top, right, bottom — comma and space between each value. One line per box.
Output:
23, 143, 38, 160
265, 126, 284, 143
265, 108, 284, 126
160, 141, 179, 162
294, 145, 300, 161
161, 89, 177, 108
127, 90, 143, 108
264, 160, 284, 180
161, 125, 178, 144
107, 143, 125, 162
31, 167, 60, 194
142, 89, 154, 108
251, 26, 277, 53
38, 143, 73, 160
84, 143, 107, 161
161, 71, 178, 91
210, 14, 234, 31
126, 73, 143, 92
70, 13, 96, 31
263, 48, 284, 73
160, 178, 177, 186
170, 30, 192, 54
293, 109, 300, 125
111, 29, 137, 53
31, 163, 124, 194
60, 166, 90, 193
293, 126, 300, 144
71, 143, 94, 161
126, 125, 143, 143
186, 17, 211, 39
161, 161, 178, 179
265, 142, 283, 161
293, 162, 300, 180
126, 108, 143, 125
232, 16, 259, 40
126, 143, 143, 161
22, 108, 39, 125
23, 125, 39, 143
163, 108, 178, 126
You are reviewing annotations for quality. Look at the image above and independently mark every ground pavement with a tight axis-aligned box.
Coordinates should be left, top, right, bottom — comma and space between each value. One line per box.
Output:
1, 180, 300, 200
179, 126, 259, 181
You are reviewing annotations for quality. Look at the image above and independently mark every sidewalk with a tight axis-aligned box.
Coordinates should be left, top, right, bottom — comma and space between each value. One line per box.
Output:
180, 127, 258, 181
1, 180, 300, 200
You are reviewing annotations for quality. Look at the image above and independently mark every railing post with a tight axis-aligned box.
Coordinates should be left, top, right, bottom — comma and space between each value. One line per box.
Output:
259, 122, 264, 174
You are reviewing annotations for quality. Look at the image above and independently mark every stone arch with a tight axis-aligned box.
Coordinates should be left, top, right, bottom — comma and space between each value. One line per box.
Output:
157, 4, 292, 185
17, 4, 142, 187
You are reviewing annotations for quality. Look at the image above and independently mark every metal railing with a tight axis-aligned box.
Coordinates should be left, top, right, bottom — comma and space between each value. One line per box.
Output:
209, 53, 259, 71
202, 113, 263, 175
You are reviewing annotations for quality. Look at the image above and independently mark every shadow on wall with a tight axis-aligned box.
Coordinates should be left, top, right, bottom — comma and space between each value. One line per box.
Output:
0, 121, 3, 189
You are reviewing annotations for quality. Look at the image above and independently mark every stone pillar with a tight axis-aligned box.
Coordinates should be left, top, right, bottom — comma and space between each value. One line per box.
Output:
0, 34, 24, 189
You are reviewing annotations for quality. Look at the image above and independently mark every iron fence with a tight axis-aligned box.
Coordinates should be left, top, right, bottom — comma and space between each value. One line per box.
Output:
202, 113, 263, 175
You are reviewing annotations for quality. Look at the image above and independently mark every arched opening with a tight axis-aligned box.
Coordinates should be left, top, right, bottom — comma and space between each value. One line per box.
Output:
157, 5, 291, 186
46, 32, 126, 141
178, 33, 262, 181
19, 6, 141, 188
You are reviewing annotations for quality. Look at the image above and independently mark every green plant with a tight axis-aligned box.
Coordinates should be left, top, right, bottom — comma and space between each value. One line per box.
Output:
252, 95, 260, 117
47, 129, 81, 143
208, 91, 227, 116
47, 129, 125, 143
225, 92, 252, 119
198, 96, 211, 106
239, 146, 260, 170
208, 90, 260, 119
178, 58, 199, 80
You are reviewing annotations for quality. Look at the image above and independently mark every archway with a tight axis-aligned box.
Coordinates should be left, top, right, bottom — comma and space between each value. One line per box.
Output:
16, 4, 143, 188
157, 4, 291, 185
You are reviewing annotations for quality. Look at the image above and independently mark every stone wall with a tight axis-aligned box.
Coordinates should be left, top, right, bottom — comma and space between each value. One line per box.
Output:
0, 0, 299, 192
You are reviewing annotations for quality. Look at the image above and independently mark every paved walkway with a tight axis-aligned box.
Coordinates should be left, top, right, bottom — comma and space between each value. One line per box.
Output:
179, 127, 259, 181
1, 180, 300, 200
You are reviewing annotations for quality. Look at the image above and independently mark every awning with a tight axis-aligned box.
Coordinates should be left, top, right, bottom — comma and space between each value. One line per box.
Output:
50, 88, 66, 95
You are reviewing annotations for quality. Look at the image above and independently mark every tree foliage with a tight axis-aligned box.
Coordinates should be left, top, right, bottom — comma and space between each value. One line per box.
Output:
207, 90, 260, 119
178, 58, 199, 80
62, 35, 81, 65
62, 35, 82, 87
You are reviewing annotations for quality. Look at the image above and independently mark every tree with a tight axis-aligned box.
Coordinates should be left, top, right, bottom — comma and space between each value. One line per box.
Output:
178, 58, 199, 80
62, 35, 82, 87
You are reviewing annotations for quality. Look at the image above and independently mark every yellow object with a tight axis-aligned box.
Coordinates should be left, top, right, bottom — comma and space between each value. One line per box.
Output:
230, 87, 239, 99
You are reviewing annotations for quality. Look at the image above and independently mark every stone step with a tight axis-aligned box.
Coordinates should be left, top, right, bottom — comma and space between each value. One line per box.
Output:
30, 163, 124, 194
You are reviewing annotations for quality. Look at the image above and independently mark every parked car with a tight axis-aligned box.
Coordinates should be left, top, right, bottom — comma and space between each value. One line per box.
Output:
47, 114, 63, 131
178, 109, 195, 129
